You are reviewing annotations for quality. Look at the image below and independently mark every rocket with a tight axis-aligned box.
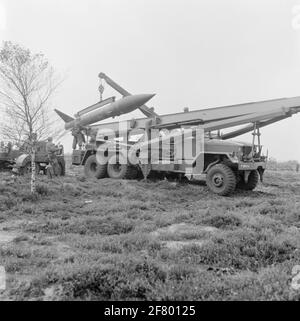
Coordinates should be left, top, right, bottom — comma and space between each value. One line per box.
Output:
55, 94, 155, 130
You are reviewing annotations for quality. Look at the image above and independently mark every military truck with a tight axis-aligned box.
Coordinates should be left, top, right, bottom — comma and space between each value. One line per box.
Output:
14, 141, 65, 176
61, 94, 300, 196
55, 73, 300, 196
0, 140, 65, 175
78, 128, 266, 196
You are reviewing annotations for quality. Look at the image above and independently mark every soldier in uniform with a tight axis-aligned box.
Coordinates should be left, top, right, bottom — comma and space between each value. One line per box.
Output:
46, 137, 59, 178
7, 142, 12, 155
71, 126, 86, 150
57, 142, 64, 156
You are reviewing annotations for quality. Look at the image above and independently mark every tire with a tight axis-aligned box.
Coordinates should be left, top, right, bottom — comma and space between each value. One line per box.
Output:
206, 164, 236, 196
237, 170, 259, 191
107, 154, 136, 180
20, 162, 30, 175
84, 154, 107, 179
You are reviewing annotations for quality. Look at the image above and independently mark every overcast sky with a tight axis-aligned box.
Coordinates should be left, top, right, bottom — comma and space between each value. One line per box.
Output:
0, 0, 300, 160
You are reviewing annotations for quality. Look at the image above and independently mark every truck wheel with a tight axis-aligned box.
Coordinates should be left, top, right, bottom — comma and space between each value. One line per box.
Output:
206, 164, 236, 196
84, 155, 107, 179
107, 155, 135, 179
237, 170, 259, 191
22, 162, 31, 175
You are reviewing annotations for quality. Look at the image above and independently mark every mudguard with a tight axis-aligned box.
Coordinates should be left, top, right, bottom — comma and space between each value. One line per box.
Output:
15, 154, 31, 168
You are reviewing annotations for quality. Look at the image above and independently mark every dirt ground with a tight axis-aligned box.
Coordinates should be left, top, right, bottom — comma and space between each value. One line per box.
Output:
0, 167, 299, 301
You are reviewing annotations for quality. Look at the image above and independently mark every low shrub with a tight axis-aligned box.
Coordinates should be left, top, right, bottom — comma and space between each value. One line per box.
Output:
202, 214, 242, 229
36, 184, 50, 196
19, 190, 39, 202
169, 229, 296, 271
0, 195, 17, 210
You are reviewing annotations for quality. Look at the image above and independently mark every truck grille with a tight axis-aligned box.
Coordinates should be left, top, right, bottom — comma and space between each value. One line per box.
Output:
242, 146, 252, 156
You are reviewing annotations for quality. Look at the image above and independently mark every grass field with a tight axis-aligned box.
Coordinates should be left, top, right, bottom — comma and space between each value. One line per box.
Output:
0, 167, 300, 301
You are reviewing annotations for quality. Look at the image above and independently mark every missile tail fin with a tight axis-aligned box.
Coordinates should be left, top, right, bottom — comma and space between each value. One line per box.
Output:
55, 109, 74, 123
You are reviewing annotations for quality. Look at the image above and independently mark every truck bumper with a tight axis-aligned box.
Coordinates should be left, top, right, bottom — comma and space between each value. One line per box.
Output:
238, 161, 266, 171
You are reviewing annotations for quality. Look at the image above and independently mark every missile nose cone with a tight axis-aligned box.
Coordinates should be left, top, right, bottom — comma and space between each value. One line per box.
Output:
117, 94, 156, 116
136, 93, 156, 105
145, 93, 156, 100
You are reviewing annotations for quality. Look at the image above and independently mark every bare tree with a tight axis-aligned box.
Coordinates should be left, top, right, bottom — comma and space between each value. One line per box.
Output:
0, 41, 61, 193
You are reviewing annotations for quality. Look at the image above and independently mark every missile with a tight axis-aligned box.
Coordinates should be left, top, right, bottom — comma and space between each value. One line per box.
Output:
55, 94, 155, 130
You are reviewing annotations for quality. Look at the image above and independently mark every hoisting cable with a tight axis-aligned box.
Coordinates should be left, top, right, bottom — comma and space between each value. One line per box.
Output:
98, 78, 105, 102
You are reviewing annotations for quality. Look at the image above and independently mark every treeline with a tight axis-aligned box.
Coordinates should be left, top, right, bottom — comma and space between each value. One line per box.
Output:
267, 158, 300, 172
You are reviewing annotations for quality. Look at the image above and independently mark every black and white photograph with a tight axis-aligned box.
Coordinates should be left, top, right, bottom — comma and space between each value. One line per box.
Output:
0, 0, 299, 307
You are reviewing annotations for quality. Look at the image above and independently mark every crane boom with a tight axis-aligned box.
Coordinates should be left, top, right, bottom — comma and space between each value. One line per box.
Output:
98, 72, 159, 118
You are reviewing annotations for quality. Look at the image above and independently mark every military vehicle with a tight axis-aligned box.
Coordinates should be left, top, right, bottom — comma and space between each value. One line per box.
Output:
14, 141, 65, 176
55, 73, 300, 196
0, 140, 65, 175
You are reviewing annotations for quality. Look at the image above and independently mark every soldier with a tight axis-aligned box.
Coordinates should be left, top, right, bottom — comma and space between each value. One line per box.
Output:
57, 142, 64, 156
71, 126, 86, 150
7, 141, 12, 155
46, 137, 59, 178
